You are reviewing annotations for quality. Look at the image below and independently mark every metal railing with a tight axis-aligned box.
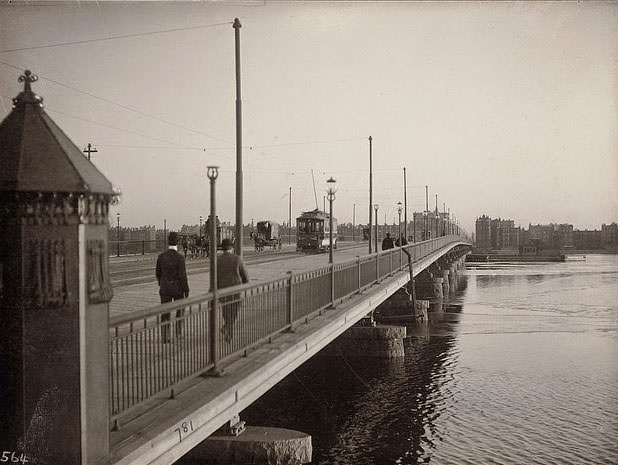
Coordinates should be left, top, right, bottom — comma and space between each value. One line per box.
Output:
110, 239, 164, 257
109, 235, 463, 424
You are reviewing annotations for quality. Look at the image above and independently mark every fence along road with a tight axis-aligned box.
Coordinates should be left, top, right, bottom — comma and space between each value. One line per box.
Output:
108, 236, 466, 449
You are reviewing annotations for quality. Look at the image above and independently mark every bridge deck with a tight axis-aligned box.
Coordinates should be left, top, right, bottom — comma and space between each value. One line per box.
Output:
108, 244, 462, 465
110, 242, 369, 317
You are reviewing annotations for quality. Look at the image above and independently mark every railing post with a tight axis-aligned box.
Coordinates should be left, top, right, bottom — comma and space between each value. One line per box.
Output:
356, 255, 361, 291
330, 263, 335, 308
375, 251, 380, 282
142, 240, 145, 255
389, 248, 393, 275
287, 271, 295, 331
211, 292, 221, 370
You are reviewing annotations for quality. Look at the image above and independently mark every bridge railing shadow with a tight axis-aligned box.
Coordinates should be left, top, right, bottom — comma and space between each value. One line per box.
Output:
108, 235, 465, 429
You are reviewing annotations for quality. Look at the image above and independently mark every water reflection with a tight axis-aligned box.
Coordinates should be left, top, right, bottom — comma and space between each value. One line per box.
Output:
241, 279, 469, 465
237, 257, 618, 464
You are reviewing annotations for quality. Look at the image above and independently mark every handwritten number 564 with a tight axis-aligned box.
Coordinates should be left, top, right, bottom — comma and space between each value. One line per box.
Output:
0, 452, 28, 463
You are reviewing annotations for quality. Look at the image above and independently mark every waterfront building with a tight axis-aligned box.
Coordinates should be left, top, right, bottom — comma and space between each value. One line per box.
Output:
601, 223, 618, 250
573, 229, 602, 250
476, 215, 492, 249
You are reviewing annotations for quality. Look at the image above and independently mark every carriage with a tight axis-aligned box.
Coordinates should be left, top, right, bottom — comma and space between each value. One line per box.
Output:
250, 220, 282, 252
203, 216, 235, 254
296, 209, 337, 253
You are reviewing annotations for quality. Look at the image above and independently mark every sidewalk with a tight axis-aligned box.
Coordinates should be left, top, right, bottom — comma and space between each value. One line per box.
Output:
109, 242, 367, 317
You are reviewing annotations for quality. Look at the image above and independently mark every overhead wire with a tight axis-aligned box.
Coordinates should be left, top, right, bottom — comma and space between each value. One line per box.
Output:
0, 60, 234, 146
0, 21, 233, 54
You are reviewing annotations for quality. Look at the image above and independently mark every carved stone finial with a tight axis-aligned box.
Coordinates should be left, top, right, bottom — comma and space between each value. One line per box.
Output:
18, 69, 38, 92
13, 70, 43, 107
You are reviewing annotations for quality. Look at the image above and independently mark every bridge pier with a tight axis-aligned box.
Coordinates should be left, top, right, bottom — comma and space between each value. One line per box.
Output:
180, 418, 311, 465
325, 324, 407, 358
440, 269, 450, 294
415, 271, 444, 300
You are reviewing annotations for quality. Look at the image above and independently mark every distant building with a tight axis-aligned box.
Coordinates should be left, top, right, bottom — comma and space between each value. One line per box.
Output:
475, 215, 492, 249
529, 223, 573, 249
601, 223, 618, 250
573, 229, 602, 250
476, 215, 520, 250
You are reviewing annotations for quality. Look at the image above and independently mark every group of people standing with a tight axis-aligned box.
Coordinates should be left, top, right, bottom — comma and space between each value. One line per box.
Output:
155, 232, 248, 344
381, 232, 408, 250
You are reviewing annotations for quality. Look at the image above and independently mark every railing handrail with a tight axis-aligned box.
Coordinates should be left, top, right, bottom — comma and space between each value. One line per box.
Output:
109, 235, 465, 328
107, 234, 469, 421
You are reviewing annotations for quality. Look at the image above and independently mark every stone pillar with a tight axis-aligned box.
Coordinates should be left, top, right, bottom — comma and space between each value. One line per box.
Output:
449, 265, 458, 292
0, 71, 115, 464
440, 269, 450, 294
416, 273, 444, 300
331, 325, 406, 358
182, 424, 312, 465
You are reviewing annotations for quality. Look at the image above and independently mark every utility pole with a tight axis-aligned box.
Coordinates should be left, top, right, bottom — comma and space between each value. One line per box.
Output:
424, 185, 428, 240
233, 18, 243, 258
288, 186, 292, 245
83, 143, 97, 161
403, 167, 407, 240
353, 203, 356, 241
443, 202, 446, 236
369, 135, 373, 253
435, 194, 438, 239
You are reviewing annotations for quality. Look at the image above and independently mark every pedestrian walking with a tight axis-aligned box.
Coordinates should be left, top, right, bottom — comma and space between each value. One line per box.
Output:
181, 236, 189, 259
217, 238, 249, 344
156, 231, 189, 343
382, 232, 395, 250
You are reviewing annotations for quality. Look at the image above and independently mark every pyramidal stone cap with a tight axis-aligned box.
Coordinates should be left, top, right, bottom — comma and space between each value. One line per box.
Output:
0, 70, 114, 195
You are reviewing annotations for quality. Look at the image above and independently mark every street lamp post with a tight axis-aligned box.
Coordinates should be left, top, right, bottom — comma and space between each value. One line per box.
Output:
326, 177, 337, 264
116, 212, 120, 257
374, 203, 379, 252
200, 215, 203, 237
207, 166, 221, 373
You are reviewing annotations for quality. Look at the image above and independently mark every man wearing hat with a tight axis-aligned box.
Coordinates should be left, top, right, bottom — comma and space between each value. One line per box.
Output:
156, 231, 190, 343
217, 238, 249, 343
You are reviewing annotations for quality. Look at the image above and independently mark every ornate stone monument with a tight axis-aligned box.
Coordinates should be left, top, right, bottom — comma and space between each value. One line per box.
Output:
0, 71, 115, 464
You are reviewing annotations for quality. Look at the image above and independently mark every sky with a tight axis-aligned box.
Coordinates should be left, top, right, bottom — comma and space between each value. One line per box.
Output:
1, 1, 616, 234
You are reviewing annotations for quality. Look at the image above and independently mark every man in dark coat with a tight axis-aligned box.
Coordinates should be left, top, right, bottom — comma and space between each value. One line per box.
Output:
217, 238, 249, 343
381, 232, 395, 250
156, 231, 189, 343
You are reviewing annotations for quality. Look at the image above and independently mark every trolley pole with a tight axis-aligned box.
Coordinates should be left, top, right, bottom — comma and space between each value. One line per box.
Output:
233, 18, 243, 258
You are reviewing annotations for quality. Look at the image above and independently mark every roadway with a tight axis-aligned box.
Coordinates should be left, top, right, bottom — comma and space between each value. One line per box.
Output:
109, 241, 376, 317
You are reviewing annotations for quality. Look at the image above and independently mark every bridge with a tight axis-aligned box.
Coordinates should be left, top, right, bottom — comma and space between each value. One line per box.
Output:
107, 236, 470, 465
0, 71, 471, 465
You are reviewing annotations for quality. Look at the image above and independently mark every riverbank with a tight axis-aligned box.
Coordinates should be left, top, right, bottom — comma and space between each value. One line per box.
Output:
466, 253, 565, 262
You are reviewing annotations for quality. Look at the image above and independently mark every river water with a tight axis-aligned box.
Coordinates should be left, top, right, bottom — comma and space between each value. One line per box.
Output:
244, 254, 618, 465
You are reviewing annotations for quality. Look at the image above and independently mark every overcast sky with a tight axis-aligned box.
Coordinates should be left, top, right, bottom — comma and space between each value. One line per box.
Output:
1, 1, 616, 233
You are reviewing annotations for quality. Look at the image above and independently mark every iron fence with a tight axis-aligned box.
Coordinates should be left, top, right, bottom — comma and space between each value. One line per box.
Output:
109, 235, 463, 424
110, 239, 164, 257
